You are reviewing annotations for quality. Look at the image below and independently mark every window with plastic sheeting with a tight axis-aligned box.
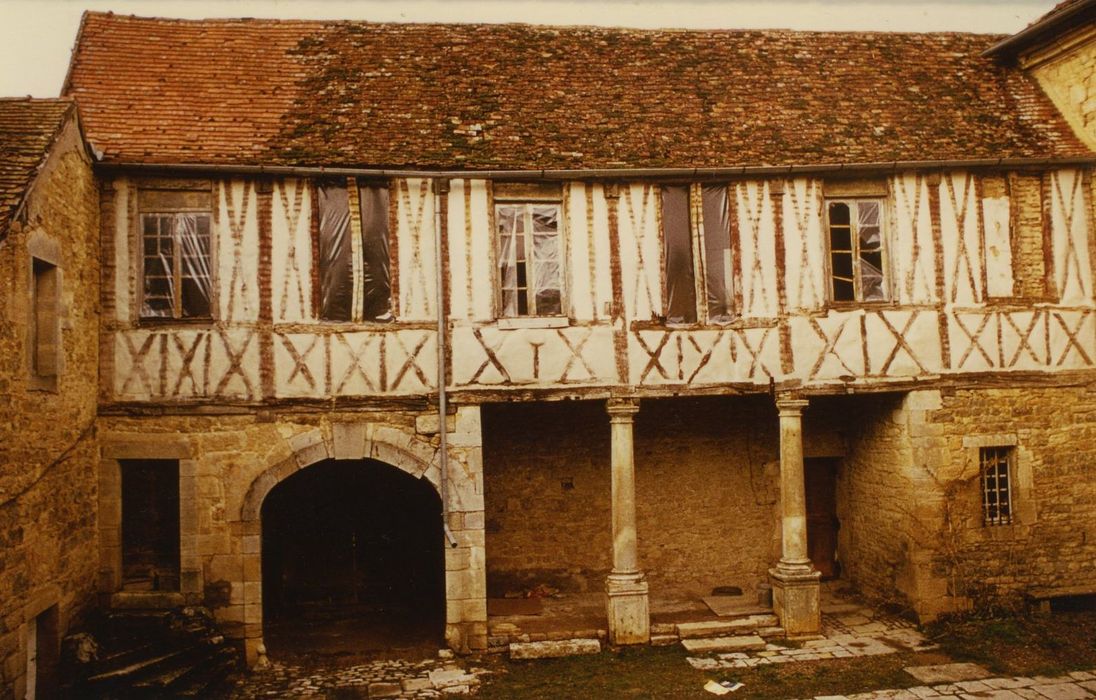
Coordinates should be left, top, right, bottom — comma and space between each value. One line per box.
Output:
661, 185, 697, 324
700, 185, 734, 323
140, 212, 212, 319
496, 203, 563, 317
826, 199, 888, 303
318, 182, 392, 322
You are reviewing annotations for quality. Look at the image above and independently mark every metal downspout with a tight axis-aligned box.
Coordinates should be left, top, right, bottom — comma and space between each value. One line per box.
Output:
435, 177, 458, 548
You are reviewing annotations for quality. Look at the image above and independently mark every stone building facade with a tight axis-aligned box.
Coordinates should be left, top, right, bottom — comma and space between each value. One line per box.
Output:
0, 99, 100, 698
1, 1, 1095, 691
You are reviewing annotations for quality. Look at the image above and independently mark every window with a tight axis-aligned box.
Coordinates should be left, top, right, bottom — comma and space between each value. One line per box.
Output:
496, 202, 563, 317
827, 199, 887, 302
141, 212, 212, 318
661, 186, 697, 324
662, 184, 734, 324
317, 181, 392, 322
30, 258, 59, 380
980, 446, 1014, 526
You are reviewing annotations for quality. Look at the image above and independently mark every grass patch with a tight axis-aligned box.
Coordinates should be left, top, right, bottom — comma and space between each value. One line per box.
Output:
474, 646, 943, 700
927, 610, 1096, 677
475, 611, 1096, 698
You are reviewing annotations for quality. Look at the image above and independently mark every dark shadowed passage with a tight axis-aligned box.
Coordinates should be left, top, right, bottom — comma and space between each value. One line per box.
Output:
261, 459, 445, 661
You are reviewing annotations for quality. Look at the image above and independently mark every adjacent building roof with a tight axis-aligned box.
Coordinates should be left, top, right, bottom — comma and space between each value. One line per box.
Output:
0, 98, 76, 236
63, 12, 1091, 171
985, 0, 1095, 59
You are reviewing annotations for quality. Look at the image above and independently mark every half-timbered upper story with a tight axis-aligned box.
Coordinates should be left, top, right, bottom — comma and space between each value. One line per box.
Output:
63, 11, 1096, 408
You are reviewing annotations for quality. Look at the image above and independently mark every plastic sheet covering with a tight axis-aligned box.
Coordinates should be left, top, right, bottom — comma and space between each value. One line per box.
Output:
532, 206, 562, 315
359, 184, 392, 321
856, 201, 886, 301
318, 183, 353, 321
178, 214, 212, 317
702, 185, 734, 323
141, 213, 211, 318
661, 186, 698, 324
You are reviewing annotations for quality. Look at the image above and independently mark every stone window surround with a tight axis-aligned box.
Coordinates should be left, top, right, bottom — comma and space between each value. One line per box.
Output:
25, 231, 63, 393
961, 433, 1037, 539
99, 441, 201, 604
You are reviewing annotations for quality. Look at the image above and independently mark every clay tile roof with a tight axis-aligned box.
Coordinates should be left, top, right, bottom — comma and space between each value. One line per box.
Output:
0, 98, 75, 235
985, 0, 1095, 59
63, 12, 1092, 171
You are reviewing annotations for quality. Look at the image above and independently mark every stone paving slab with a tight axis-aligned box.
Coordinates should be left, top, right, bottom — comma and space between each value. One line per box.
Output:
225, 656, 490, 698
795, 669, 1096, 700
904, 663, 992, 684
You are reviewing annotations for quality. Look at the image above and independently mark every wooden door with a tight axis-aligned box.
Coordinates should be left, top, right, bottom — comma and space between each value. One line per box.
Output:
805, 458, 840, 579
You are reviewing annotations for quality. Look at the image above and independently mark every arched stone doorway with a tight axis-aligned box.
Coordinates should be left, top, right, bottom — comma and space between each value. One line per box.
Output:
260, 458, 445, 660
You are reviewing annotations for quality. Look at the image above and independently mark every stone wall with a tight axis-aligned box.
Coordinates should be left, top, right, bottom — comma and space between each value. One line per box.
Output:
483, 396, 847, 601
1029, 26, 1096, 150
0, 117, 100, 696
920, 386, 1096, 609
98, 405, 488, 662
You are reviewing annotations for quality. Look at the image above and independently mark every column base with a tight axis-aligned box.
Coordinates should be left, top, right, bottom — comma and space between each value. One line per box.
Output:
769, 566, 822, 636
606, 573, 650, 645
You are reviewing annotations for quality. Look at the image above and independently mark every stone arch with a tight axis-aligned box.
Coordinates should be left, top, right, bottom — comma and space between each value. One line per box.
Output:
239, 424, 441, 523
233, 422, 453, 666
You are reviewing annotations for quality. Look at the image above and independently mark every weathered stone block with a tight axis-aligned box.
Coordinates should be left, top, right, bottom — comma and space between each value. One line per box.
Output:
509, 638, 601, 659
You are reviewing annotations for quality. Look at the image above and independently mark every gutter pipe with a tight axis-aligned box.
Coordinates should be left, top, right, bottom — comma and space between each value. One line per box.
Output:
94, 156, 1096, 181
434, 177, 458, 549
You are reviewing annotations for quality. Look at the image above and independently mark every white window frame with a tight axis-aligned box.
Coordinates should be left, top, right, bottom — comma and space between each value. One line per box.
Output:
494, 201, 565, 318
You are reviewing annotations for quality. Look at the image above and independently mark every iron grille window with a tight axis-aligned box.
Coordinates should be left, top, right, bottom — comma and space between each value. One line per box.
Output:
141, 212, 212, 319
496, 203, 563, 317
827, 199, 887, 302
980, 446, 1014, 526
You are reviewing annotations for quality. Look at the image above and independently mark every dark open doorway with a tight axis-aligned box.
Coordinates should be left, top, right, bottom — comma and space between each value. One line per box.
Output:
805, 458, 841, 580
261, 459, 445, 662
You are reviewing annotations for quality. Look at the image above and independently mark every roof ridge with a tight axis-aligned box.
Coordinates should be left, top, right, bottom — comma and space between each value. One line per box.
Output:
77, 10, 1007, 39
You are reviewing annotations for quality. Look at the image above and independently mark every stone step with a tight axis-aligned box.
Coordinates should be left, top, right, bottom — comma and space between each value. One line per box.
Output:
676, 614, 779, 639
509, 638, 601, 660
681, 635, 767, 654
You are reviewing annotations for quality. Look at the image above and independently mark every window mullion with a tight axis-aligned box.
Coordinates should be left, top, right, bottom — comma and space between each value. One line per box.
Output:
172, 215, 183, 319
525, 207, 536, 316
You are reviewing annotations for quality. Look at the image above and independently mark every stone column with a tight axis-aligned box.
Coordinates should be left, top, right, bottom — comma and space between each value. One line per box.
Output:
769, 395, 822, 636
605, 398, 649, 645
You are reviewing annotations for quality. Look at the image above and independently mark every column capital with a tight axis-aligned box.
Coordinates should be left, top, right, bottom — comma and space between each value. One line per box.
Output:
776, 395, 809, 416
606, 397, 640, 419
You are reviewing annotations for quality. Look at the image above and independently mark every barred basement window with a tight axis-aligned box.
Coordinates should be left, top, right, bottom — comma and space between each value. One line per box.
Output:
980, 446, 1014, 526
826, 199, 887, 303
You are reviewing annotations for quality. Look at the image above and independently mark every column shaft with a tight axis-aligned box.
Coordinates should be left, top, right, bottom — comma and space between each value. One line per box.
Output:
605, 398, 649, 645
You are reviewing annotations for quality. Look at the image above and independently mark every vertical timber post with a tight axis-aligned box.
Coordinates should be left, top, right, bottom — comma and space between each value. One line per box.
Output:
769, 394, 822, 636
605, 397, 649, 645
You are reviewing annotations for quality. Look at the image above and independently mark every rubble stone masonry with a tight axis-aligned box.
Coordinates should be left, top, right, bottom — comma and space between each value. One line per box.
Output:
1029, 25, 1096, 150
483, 397, 847, 602
0, 118, 100, 696
98, 405, 488, 662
